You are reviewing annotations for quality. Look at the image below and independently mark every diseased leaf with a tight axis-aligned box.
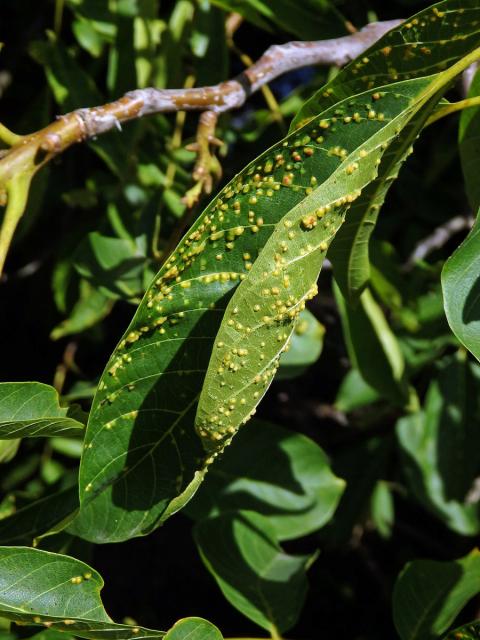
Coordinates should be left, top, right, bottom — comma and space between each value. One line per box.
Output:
194, 510, 313, 633
393, 551, 480, 640
292, 1, 480, 303
442, 211, 480, 361
164, 618, 223, 640
277, 309, 325, 380
334, 284, 409, 405
0, 383, 85, 439
186, 420, 345, 540
396, 355, 480, 535
77, 2, 480, 543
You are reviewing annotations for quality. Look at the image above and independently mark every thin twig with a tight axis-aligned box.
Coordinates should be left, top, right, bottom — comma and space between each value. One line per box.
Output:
402, 213, 474, 271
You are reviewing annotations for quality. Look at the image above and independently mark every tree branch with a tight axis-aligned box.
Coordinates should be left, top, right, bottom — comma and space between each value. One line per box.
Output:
0, 19, 401, 274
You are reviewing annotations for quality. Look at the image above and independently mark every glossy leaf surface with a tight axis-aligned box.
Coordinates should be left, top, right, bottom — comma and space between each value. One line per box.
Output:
0, 383, 85, 439
397, 356, 480, 535
442, 212, 480, 361
393, 551, 480, 640
194, 510, 312, 633
186, 420, 344, 540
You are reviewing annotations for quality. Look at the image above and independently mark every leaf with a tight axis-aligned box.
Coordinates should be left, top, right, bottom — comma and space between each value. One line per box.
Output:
74, 232, 148, 301
164, 618, 223, 640
370, 480, 394, 539
321, 435, 392, 544
78, 2, 480, 543
0, 383, 85, 438
334, 284, 409, 405
0, 547, 221, 640
30, 37, 127, 177
0, 486, 78, 545
334, 368, 380, 412
459, 68, 480, 210
393, 550, 480, 640
210, 0, 346, 39
327, 121, 417, 302
51, 280, 114, 340
277, 309, 324, 380
442, 211, 480, 361
396, 355, 480, 535
292, 1, 480, 303
194, 510, 313, 633
186, 419, 345, 540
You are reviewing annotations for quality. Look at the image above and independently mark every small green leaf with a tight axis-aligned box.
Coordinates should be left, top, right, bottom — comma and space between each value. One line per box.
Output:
164, 618, 223, 640
370, 480, 394, 539
51, 280, 114, 340
393, 550, 480, 640
442, 211, 480, 361
194, 510, 313, 633
396, 355, 480, 535
186, 420, 344, 540
0, 383, 85, 438
74, 232, 148, 301
335, 368, 380, 412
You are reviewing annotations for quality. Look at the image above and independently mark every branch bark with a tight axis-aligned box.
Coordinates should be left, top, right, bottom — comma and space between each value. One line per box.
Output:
0, 19, 401, 274
0, 19, 401, 165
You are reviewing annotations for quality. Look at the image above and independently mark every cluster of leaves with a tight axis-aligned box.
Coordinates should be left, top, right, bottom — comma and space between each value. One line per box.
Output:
3, 0, 480, 639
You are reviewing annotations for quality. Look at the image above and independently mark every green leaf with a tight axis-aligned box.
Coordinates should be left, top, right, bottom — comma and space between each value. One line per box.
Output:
442, 211, 480, 361
396, 355, 480, 535
210, 0, 345, 39
291, 1, 480, 303
334, 368, 380, 412
277, 309, 324, 379
0, 487, 78, 545
77, 2, 480, 543
328, 119, 420, 303
459, 68, 480, 210
186, 419, 344, 540
370, 480, 394, 539
393, 550, 480, 640
0, 547, 220, 640
0, 383, 85, 438
164, 618, 223, 640
194, 510, 313, 633
30, 37, 127, 177
51, 280, 114, 340
74, 232, 148, 301
334, 284, 409, 405
321, 435, 392, 544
